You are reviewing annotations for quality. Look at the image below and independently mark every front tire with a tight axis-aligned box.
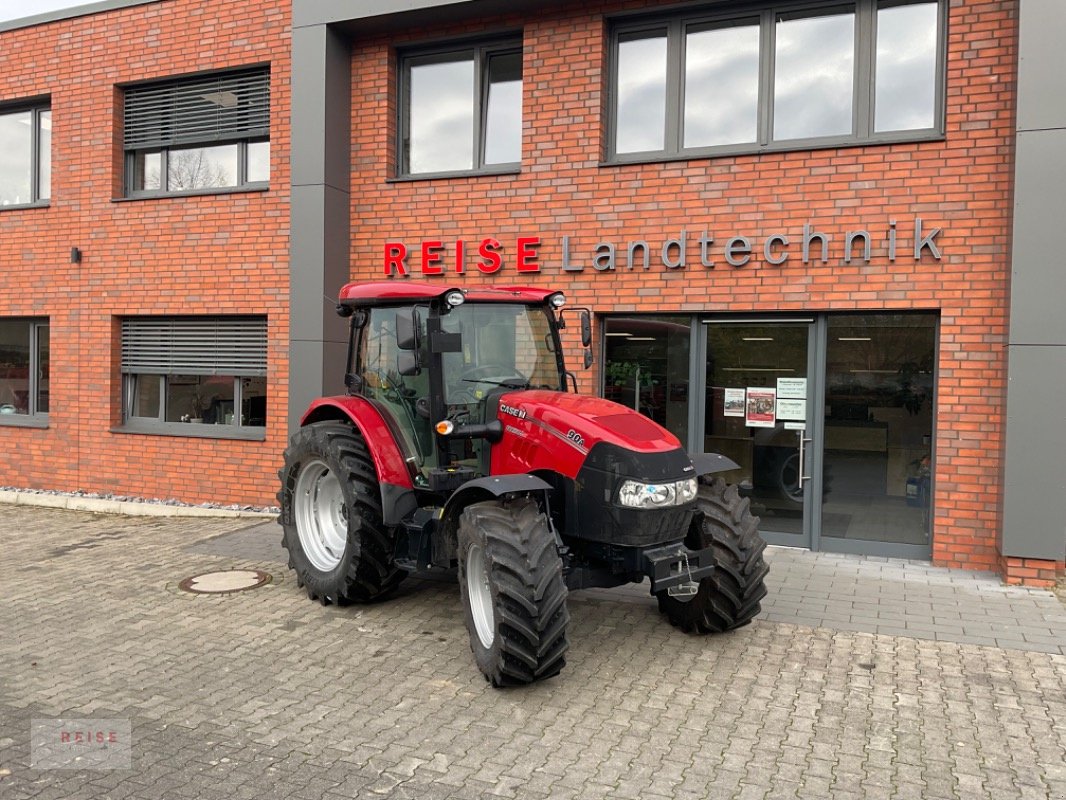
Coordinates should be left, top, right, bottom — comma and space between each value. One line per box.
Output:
278, 422, 404, 604
457, 498, 570, 687
656, 476, 769, 633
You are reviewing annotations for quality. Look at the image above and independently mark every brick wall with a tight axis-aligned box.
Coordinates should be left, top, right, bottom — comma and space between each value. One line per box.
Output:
0, 0, 291, 506
347, 0, 1019, 572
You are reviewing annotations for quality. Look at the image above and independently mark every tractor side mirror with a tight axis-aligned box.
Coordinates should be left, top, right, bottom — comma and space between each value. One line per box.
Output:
397, 351, 420, 376
396, 308, 421, 351
396, 308, 423, 375
580, 310, 593, 368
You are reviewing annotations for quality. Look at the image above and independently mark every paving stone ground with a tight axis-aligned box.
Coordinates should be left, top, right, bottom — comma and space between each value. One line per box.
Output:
1, 505, 1064, 800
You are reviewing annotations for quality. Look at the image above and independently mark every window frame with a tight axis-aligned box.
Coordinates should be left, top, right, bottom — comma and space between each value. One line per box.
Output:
121, 67, 271, 199
125, 140, 269, 198
0, 99, 51, 209
396, 36, 524, 179
606, 0, 947, 164
117, 316, 267, 441
0, 318, 49, 427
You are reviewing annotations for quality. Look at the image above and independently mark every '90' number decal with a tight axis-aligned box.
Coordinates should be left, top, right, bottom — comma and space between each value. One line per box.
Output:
566, 430, 585, 448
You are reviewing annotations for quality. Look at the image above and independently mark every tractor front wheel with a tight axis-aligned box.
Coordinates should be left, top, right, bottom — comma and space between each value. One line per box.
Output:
457, 498, 570, 687
278, 422, 404, 604
656, 476, 769, 633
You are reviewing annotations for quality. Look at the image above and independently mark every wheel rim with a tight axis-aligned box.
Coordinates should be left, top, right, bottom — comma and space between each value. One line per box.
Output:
466, 543, 495, 649
294, 458, 348, 572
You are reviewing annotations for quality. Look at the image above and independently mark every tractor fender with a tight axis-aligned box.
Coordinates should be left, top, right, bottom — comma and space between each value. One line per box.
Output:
300, 396, 418, 526
438, 475, 554, 553
690, 452, 740, 477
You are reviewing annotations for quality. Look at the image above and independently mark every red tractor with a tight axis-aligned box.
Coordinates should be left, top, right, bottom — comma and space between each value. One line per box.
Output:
279, 282, 768, 687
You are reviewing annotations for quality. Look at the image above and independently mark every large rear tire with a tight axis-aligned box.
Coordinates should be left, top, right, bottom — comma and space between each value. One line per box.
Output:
278, 422, 405, 604
656, 476, 768, 633
457, 498, 570, 687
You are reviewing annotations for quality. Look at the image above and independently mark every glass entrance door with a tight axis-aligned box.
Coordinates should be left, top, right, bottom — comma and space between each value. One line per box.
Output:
701, 320, 814, 546
818, 313, 936, 556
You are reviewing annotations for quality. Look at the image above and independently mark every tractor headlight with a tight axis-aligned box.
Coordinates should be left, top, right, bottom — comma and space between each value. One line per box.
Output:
444, 290, 465, 307
617, 477, 698, 509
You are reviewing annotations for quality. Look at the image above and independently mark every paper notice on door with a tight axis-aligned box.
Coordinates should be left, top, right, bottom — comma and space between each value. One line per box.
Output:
723, 388, 745, 417
776, 377, 807, 400
745, 387, 776, 428
777, 398, 806, 421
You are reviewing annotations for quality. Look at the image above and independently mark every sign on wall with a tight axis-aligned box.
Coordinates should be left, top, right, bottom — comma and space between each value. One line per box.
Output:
381, 218, 942, 277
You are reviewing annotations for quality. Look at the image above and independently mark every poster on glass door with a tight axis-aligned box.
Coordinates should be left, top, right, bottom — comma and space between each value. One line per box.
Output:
776, 377, 806, 421
723, 388, 746, 417
745, 387, 776, 428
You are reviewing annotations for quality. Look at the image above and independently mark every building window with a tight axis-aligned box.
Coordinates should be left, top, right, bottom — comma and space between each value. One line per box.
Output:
120, 317, 267, 434
0, 101, 51, 207
610, 0, 943, 161
123, 67, 270, 196
0, 319, 49, 418
399, 40, 522, 176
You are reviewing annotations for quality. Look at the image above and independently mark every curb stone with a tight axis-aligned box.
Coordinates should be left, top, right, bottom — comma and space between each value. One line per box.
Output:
0, 489, 277, 519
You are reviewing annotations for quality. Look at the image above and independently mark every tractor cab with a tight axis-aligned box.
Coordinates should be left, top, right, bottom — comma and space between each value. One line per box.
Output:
338, 283, 588, 492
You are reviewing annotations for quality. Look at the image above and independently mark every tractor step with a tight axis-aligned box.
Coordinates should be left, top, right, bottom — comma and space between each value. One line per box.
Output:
395, 507, 437, 571
427, 466, 476, 493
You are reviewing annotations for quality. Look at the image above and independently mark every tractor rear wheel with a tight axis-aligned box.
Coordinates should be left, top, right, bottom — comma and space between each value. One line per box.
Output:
278, 422, 404, 604
656, 476, 768, 633
457, 498, 570, 687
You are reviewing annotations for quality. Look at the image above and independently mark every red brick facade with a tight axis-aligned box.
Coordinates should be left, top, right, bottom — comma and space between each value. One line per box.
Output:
347, 1, 1021, 574
2, 0, 1056, 584
0, 0, 290, 506
1000, 556, 1065, 588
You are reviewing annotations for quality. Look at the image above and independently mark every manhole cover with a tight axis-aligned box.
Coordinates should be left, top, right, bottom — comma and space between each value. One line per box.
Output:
178, 569, 271, 594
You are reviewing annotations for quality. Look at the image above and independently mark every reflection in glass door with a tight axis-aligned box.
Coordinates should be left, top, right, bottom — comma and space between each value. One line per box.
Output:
702, 321, 813, 543
602, 316, 692, 444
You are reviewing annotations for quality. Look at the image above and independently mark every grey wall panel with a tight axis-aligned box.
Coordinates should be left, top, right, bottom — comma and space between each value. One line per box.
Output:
289, 339, 349, 421
289, 24, 352, 429
291, 25, 351, 191
294, 0, 549, 34
288, 186, 350, 424
288, 184, 350, 343
1003, 0, 1066, 563
294, 0, 477, 28
1007, 128, 1066, 345
1016, 0, 1066, 132
1000, 345, 1066, 560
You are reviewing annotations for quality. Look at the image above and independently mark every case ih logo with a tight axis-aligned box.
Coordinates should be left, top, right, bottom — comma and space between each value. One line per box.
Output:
500, 403, 527, 420
382, 218, 942, 277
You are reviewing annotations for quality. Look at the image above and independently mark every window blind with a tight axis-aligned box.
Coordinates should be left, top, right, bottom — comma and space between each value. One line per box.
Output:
123, 67, 270, 150
121, 317, 267, 377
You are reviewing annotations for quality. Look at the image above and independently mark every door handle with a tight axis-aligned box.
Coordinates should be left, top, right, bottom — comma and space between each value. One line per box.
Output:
798, 434, 813, 485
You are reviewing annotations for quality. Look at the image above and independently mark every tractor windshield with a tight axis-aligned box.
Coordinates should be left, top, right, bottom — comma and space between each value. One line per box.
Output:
440, 303, 562, 404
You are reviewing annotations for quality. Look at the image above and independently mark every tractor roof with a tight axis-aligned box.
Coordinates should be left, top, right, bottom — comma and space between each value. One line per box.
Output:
338, 281, 557, 307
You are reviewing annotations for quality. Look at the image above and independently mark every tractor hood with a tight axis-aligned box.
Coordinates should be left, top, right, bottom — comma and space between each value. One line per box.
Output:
497, 390, 681, 453
490, 389, 688, 481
